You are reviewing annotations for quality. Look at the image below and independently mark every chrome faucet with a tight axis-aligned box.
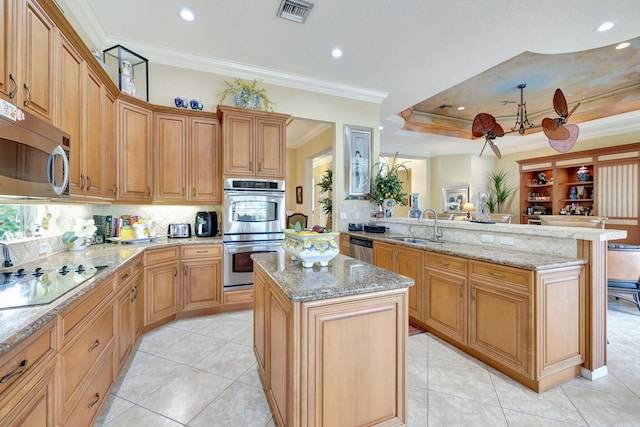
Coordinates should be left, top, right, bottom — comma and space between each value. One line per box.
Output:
418, 208, 443, 241
2, 243, 13, 268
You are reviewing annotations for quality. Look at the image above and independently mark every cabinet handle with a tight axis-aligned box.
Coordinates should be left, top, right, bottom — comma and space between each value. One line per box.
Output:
1, 360, 28, 383
489, 271, 506, 278
196, 250, 208, 254
183, 266, 186, 276
88, 339, 100, 352
23, 83, 32, 106
182, 187, 185, 196
121, 272, 130, 280
147, 186, 151, 196
113, 185, 118, 195
8, 73, 17, 99
136, 261, 143, 266
439, 260, 450, 266
192, 188, 195, 198
174, 268, 177, 277
86, 176, 92, 190
88, 392, 100, 408
80, 174, 86, 190
470, 286, 475, 300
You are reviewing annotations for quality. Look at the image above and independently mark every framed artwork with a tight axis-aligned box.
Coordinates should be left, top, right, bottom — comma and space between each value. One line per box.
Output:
343, 124, 372, 199
296, 186, 303, 204
442, 185, 469, 213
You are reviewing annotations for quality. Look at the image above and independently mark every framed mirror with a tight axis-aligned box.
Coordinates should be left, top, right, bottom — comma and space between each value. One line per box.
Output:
344, 124, 372, 199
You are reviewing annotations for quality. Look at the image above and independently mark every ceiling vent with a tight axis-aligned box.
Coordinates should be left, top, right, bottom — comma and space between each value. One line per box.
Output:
277, 0, 314, 24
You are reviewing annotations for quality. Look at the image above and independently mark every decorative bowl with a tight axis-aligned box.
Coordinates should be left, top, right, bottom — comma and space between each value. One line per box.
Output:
282, 229, 340, 268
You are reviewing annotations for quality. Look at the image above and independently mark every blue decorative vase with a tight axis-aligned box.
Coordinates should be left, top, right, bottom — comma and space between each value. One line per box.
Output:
569, 187, 578, 200
409, 193, 421, 218
233, 90, 260, 110
576, 166, 590, 182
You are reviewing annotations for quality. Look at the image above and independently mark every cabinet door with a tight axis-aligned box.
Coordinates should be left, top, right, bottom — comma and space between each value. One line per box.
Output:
253, 268, 267, 380
132, 271, 144, 338
83, 66, 104, 198
256, 116, 285, 178
56, 32, 83, 195
144, 261, 179, 326
468, 281, 531, 377
102, 89, 117, 198
396, 246, 423, 322
0, 0, 17, 102
424, 269, 466, 344
0, 362, 56, 427
372, 241, 394, 271
117, 100, 153, 201
182, 258, 222, 311
21, 0, 55, 122
222, 112, 254, 176
189, 117, 221, 202
154, 113, 187, 201
115, 283, 133, 372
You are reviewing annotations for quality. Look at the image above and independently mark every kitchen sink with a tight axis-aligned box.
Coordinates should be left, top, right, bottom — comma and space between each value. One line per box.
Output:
389, 237, 441, 245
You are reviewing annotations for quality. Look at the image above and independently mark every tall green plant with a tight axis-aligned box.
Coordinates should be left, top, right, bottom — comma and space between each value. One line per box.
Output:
317, 168, 333, 216
370, 153, 409, 207
486, 169, 516, 213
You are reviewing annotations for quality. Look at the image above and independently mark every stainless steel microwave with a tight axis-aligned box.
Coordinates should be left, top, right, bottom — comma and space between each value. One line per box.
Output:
0, 101, 70, 198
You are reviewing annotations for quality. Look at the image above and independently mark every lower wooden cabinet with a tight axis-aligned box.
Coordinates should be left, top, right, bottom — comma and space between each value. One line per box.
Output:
339, 234, 350, 256
254, 262, 408, 427
181, 244, 223, 312
144, 247, 180, 327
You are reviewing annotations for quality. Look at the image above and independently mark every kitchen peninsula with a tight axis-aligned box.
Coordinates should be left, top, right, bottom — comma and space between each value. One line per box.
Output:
252, 252, 413, 427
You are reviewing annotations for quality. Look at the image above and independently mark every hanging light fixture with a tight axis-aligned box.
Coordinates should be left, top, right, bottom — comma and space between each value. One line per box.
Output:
511, 83, 534, 134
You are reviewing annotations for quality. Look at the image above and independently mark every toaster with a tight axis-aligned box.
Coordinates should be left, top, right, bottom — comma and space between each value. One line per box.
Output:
168, 223, 191, 238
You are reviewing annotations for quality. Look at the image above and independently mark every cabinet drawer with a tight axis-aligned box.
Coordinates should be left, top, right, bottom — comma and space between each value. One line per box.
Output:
62, 347, 114, 427
469, 261, 532, 292
224, 289, 254, 305
132, 255, 144, 276
144, 247, 180, 266
115, 265, 133, 290
182, 244, 222, 259
0, 319, 56, 395
59, 305, 114, 408
58, 277, 114, 346
425, 252, 467, 275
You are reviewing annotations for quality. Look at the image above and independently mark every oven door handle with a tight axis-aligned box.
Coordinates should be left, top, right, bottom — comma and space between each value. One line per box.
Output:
223, 190, 284, 198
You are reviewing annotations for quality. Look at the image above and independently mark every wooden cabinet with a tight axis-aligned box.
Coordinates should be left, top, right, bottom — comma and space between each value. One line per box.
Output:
0, 318, 56, 426
518, 143, 640, 244
254, 262, 408, 427
218, 105, 288, 178
424, 251, 468, 344
154, 112, 221, 203
117, 98, 153, 201
468, 261, 534, 378
102, 89, 117, 199
144, 247, 180, 327
374, 241, 424, 322
339, 234, 350, 256
0, 0, 55, 122
181, 244, 223, 311
131, 259, 145, 339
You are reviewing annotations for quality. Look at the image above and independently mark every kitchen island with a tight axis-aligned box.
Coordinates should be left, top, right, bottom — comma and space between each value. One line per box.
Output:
252, 252, 413, 427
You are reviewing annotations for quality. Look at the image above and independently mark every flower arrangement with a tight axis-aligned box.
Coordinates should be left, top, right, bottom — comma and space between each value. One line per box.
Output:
369, 153, 409, 207
61, 218, 97, 250
217, 78, 275, 111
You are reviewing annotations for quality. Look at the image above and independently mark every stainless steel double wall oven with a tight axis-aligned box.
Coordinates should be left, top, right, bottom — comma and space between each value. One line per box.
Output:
223, 178, 285, 290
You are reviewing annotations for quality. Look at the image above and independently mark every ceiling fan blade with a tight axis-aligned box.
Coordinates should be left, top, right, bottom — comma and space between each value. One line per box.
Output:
542, 117, 570, 139
472, 113, 497, 137
553, 88, 569, 117
478, 139, 488, 157
492, 122, 505, 137
548, 124, 580, 153
488, 139, 502, 159
567, 101, 581, 118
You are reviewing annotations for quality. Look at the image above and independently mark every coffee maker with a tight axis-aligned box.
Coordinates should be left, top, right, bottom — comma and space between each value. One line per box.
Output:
195, 211, 218, 237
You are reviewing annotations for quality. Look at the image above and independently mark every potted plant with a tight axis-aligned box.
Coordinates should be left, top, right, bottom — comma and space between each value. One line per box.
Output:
369, 153, 409, 212
317, 168, 332, 229
61, 218, 97, 251
486, 169, 516, 213
217, 78, 275, 111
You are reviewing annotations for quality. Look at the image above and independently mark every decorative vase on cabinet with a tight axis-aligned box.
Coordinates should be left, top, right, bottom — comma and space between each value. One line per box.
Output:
576, 166, 590, 182
409, 193, 421, 218
234, 90, 260, 110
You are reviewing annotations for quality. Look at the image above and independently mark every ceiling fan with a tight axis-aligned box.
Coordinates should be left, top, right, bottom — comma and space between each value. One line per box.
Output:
472, 84, 581, 157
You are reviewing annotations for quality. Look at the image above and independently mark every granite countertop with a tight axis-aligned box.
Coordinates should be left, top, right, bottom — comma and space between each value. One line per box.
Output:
343, 231, 587, 271
0, 236, 222, 358
252, 252, 414, 303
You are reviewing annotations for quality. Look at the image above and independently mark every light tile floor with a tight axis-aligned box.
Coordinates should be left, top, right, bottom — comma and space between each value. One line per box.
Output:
96, 300, 640, 426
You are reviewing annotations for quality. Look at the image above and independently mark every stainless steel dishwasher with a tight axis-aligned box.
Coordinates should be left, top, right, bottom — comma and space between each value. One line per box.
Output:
349, 236, 373, 263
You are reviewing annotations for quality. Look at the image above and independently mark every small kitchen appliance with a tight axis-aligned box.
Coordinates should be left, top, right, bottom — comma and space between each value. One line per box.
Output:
168, 223, 191, 238
195, 211, 218, 237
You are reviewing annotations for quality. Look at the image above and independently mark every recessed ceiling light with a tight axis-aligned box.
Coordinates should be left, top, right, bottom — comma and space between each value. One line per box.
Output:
457, 106, 465, 111
378, 126, 384, 130
597, 21, 614, 32
180, 9, 195, 21
616, 42, 630, 49
331, 48, 342, 58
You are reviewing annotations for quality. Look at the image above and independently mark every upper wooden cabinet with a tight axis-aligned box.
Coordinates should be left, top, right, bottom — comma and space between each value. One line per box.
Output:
154, 111, 221, 203
0, 0, 55, 122
117, 98, 153, 202
102, 89, 117, 199
218, 105, 289, 178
